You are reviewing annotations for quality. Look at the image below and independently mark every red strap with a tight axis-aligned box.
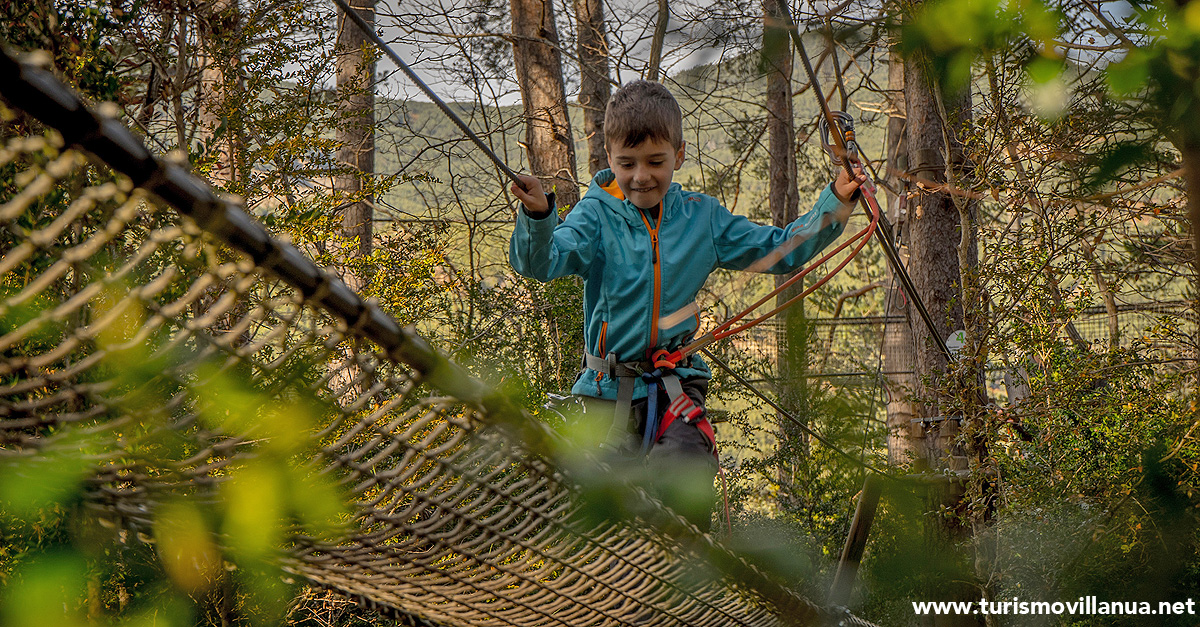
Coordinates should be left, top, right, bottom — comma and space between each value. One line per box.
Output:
696, 420, 717, 459
654, 397, 718, 459
664, 394, 693, 420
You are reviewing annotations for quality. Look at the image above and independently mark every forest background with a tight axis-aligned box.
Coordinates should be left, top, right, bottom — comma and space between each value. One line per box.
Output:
1, 0, 1199, 625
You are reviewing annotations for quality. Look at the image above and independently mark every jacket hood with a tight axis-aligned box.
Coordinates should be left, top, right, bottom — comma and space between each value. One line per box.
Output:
584, 169, 682, 227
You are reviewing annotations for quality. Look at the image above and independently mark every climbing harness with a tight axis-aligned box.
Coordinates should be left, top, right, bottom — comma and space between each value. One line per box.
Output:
641, 371, 661, 454
582, 349, 717, 458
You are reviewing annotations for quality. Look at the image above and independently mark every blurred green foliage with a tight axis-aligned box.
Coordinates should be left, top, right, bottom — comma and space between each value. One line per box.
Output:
0, 268, 353, 624
0, 1, 404, 624
898, 0, 1063, 90
1107, 1, 1200, 147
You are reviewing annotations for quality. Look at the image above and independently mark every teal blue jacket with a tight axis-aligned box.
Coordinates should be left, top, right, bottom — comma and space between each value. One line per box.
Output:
510, 169, 850, 400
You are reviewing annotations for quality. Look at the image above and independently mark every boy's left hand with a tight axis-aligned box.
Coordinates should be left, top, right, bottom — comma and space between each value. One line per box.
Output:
832, 160, 868, 204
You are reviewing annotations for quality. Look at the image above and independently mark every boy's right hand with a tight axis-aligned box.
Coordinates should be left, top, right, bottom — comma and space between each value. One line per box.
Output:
511, 174, 551, 218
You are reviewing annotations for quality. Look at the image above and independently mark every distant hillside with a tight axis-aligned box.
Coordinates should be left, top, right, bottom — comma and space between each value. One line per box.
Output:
373, 33, 889, 225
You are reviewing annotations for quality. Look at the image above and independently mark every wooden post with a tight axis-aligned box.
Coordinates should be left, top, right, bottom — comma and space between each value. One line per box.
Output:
829, 474, 883, 606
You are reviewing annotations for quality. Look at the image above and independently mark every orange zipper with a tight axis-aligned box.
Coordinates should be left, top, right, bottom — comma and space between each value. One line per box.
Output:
637, 202, 663, 352
598, 321, 608, 356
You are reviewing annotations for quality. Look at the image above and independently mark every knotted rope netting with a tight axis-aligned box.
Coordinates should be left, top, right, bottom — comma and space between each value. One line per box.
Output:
0, 48, 878, 627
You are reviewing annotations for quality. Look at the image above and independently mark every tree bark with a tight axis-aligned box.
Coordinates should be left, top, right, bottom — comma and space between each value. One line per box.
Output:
511, 0, 579, 209
197, 0, 240, 187
1182, 143, 1200, 403
334, 0, 377, 408
1188, 145, 1200, 282
882, 50, 919, 467
336, 0, 376, 293
647, 0, 669, 80
1081, 237, 1120, 350
764, 0, 806, 466
575, 0, 610, 176
764, 0, 798, 233
195, 0, 251, 344
904, 54, 960, 452
906, 43, 986, 627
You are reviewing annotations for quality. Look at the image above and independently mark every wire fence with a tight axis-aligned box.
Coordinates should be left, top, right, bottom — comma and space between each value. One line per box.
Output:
733, 301, 1196, 393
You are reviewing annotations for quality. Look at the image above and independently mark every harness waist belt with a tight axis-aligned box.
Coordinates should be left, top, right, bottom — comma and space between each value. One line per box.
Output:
583, 351, 694, 377
583, 350, 695, 453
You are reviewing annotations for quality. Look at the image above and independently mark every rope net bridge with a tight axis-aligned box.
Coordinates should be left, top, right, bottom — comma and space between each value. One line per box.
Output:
0, 51, 878, 627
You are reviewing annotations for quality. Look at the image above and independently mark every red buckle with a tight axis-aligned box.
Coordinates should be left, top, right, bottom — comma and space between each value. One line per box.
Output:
664, 394, 704, 425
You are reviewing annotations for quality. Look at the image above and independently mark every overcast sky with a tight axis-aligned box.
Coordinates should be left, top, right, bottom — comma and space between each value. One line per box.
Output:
356, 0, 1134, 108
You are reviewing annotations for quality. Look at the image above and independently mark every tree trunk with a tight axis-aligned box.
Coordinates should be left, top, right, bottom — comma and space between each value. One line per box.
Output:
764, 0, 807, 470
336, 0, 376, 293
334, 0, 377, 408
1187, 145, 1200, 282
903, 54, 976, 471
646, 0, 669, 80
905, 42, 985, 627
1182, 142, 1200, 404
195, 0, 250, 344
1081, 237, 1120, 350
764, 0, 797, 233
882, 50, 919, 467
511, 0, 579, 209
197, 0, 240, 187
575, 0, 610, 176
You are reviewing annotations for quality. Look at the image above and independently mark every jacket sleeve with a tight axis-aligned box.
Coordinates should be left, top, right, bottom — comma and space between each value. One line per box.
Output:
509, 201, 600, 281
711, 183, 852, 273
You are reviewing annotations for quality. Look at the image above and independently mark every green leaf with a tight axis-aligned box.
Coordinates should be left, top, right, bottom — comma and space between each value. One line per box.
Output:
288, 469, 350, 543
0, 433, 99, 519
1022, 1, 1063, 44
1106, 52, 1150, 95
0, 551, 89, 627
1026, 56, 1063, 84
221, 461, 284, 561
154, 500, 221, 594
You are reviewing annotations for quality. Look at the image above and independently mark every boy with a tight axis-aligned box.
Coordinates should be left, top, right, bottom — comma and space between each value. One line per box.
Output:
509, 81, 865, 529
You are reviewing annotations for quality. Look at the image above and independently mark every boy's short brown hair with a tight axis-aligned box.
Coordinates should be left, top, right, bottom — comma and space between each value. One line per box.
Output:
604, 80, 683, 150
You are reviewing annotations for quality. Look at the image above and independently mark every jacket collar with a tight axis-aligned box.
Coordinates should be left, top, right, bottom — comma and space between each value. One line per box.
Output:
585, 169, 680, 227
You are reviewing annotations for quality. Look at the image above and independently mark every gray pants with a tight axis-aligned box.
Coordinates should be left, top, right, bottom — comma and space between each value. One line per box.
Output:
579, 377, 718, 530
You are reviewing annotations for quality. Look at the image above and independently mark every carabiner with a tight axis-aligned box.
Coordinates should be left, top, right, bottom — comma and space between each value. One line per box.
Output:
819, 111, 859, 166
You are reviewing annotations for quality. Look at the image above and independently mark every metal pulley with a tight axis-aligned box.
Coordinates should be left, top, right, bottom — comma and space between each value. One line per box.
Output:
819, 110, 859, 166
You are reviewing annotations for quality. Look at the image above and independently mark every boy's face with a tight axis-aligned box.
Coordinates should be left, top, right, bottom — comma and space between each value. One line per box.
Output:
606, 138, 686, 210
